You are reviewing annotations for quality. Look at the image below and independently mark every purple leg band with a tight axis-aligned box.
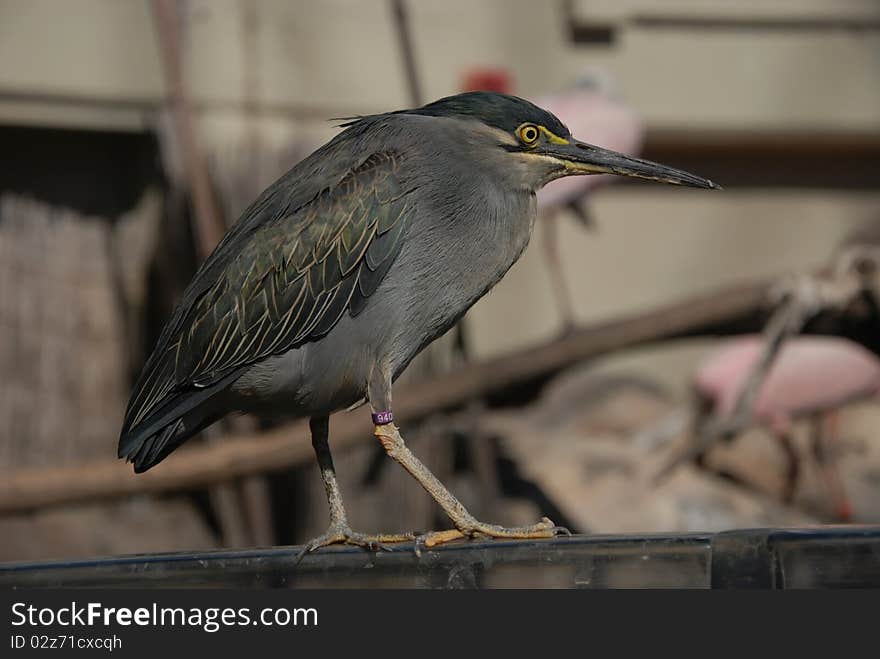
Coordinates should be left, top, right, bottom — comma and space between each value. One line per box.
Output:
372, 410, 394, 425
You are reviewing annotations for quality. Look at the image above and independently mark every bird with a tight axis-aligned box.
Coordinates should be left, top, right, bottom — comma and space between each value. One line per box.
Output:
694, 334, 877, 520
118, 91, 719, 557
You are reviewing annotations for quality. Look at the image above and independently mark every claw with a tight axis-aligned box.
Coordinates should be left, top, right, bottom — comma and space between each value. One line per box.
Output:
292, 541, 322, 567
368, 540, 394, 553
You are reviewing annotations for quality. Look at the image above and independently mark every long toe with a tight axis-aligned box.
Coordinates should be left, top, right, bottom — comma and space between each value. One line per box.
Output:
293, 526, 416, 565
417, 517, 567, 552
467, 516, 566, 540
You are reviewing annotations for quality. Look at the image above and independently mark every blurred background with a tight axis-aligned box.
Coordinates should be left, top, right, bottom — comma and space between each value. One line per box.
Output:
1, 0, 879, 564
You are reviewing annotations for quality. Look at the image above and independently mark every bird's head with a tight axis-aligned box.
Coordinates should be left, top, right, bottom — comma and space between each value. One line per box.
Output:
407, 91, 720, 192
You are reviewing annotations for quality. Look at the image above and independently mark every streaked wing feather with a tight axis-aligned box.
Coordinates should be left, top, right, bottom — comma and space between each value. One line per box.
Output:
122, 150, 413, 433
365, 212, 407, 271
310, 276, 359, 338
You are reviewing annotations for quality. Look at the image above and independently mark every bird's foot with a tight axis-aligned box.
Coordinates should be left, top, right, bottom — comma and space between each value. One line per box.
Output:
293, 523, 415, 565
413, 517, 570, 555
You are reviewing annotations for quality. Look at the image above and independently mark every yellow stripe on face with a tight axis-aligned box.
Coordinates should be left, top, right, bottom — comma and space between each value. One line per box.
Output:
538, 126, 569, 145
563, 160, 612, 175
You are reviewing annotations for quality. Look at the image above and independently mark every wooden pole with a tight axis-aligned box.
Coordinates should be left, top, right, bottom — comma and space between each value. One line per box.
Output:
151, 0, 247, 545
390, 0, 423, 106
151, 0, 226, 256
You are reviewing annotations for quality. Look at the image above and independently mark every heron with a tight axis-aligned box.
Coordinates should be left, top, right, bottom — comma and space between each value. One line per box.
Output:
119, 91, 718, 557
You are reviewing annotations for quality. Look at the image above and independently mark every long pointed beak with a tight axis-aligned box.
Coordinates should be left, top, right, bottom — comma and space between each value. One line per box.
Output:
543, 139, 721, 190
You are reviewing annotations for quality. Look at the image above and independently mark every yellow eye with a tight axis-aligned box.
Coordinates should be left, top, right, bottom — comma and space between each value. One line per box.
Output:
517, 124, 540, 145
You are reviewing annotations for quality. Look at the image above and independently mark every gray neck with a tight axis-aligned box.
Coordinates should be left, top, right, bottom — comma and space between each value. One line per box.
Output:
381, 115, 538, 367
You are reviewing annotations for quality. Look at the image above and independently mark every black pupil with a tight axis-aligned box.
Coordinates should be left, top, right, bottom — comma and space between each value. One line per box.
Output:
524, 127, 536, 141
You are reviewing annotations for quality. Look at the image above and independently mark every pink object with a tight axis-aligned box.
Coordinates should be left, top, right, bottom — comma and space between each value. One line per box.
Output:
696, 335, 880, 422
694, 334, 880, 521
535, 82, 644, 211
461, 68, 513, 95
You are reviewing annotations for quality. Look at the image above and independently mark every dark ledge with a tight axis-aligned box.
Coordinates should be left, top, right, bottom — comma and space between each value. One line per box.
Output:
2, 527, 878, 589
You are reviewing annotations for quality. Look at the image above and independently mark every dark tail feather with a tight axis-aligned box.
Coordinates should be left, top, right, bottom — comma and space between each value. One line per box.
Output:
118, 371, 240, 472
131, 418, 184, 473
120, 406, 223, 473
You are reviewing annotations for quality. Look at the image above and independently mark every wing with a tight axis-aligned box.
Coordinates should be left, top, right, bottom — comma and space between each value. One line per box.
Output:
122, 150, 414, 434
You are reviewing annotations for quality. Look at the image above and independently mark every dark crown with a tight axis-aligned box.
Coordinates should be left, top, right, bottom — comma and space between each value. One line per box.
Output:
405, 91, 569, 138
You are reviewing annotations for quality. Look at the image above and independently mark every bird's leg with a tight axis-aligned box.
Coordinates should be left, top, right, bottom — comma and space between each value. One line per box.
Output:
812, 412, 853, 521
368, 369, 565, 549
541, 212, 578, 335
372, 422, 564, 548
294, 416, 414, 563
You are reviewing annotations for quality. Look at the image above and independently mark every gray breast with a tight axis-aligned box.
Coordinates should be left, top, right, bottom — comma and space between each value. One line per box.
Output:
381, 179, 536, 374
